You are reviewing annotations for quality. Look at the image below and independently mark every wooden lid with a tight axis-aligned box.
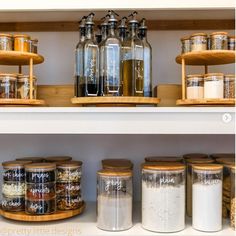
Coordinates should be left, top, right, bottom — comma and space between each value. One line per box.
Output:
224, 75, 235, 79
0, 33, 12, 37
210, 31, 228, 36
190, 32, 207, 37
193, 164, 223, 171
205, 73, 224, 77
183, 153, 208, 159
229, 36, 235, 39
14, 34, 30, 39
17, 75, 37, 81
102, 159, 133, 170
145, 156, 183, 163
57, 160, 83, 167
25, 162, 56, 170
97, 169, 132, 177
216, 157, 235, 165
142, 162, 185, 171
180, 36, 190, 41
210, 153, 235, 159
0, 73, 17, 78
45, 156, 72, 162
16, 157, 45, 162
2, 160, 32, 168
187, 74, 203, 78
186, 158, 214, 164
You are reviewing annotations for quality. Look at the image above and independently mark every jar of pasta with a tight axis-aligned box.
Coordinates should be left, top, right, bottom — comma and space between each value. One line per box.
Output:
186, 74, 204, 99
17, 75, 37, 99
0, 34, 13, 51
190, 33, 207, 51
210, 32, 228, 50
14, 34, 30, 52
0, 73, 17, 98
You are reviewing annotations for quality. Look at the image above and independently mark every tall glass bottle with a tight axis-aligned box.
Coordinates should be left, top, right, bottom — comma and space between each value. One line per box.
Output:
118, 17, 127, 42
138, 18, 152, 97
101, 11, 122, 96
79, 13, 99, 97
74, 16, 86, 97
122, 12, 144, 96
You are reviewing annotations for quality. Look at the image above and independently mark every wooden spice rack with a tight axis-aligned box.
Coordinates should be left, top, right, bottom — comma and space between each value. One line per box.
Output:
0, 51, 45, 106
0, 201, 85, 222
175, 50, 236, 106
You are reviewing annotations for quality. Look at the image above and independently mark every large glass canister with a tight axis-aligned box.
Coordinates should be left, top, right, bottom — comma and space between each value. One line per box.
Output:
144, 156, 184, 163
122, 11, 144, 96
192, 164, 223, 232
102, 159, 133, 170
231, 166, 235, 230
97, 169, 133, 231
224, 74, 235, 99
142, 163, 185, 233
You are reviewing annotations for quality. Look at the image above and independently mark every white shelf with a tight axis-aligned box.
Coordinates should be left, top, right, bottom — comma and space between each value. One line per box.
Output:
0, 107, 233, 134
0, 202, 233, 236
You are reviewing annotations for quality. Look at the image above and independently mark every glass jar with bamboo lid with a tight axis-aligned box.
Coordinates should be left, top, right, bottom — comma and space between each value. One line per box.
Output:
210, 32, 228, 50
224, 74, 235, 99
181, 36, 191, 54
14, 34, 31, 52
183, 153, 209, 160
17, 75, 37, 99
0, 73, 17, 98
186, 74, 204, 99
190, 33, 207, 51
0, 34, 13, 51
228, 36, 235, 50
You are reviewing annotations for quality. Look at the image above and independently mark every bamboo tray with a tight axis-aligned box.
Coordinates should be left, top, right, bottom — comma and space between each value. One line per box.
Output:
0, 99, 45, 106
71, 97, 160, 106
0, 201, 85, 222
176, 50, 235, 65
176, 98, 235, 106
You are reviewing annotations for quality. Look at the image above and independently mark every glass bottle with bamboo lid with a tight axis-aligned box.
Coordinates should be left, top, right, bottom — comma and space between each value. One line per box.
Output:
224, 74, 235, 99
142, 162, 185, 233
192, 164, 223, 232
210, 32, 228, 50
230, 166, 235, 230
186, 74, 204, 99
97, 169, 133, 231
145, 156, 184, 163
14, 34, 30, 52
102, 159, 133, 170
0, 73, 17, 99
190, 33, 207, 51
0, 34, 13, 51
122, 11, 144, 96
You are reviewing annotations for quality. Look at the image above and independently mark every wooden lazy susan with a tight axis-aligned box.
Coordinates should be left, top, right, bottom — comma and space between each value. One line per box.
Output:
0, 201, 85, 222
176, 98, 235, 106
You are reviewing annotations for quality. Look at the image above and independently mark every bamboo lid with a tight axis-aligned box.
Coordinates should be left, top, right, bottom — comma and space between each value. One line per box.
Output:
2, 160, 32, 168
204, 73, 224, 77
45, 156, 72, 162
211, 153, 235, 159
186, 158, 214, 164
16, 157, 45, 163
183, 153, 208, 159
0, 73, 17, 78
142, 162, 185, 171
210, 31, 228, 36
0, 33, 12, 38
224, 75, 235, 79
25, 162, 56, 170
187, 74, 203, 78
181, 36, 190, 41
57, 160, 83, 168
14, 34, 30, 39
145, 156, 183, 163
216, 157, 235, 165
17, 75, 37, 82
190, 33, 207, 37
229, 36, 235, 39
193, 164, 223, 171
97, 169, 132, 177
102, 159, 133, 170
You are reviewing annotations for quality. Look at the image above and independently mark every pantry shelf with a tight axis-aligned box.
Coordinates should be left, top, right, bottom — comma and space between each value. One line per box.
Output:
0, 107, 233, 134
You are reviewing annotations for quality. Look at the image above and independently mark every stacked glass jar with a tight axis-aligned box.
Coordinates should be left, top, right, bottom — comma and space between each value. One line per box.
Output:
230, 166, 235, 230
56, 161, 83, 210
25, 163, 56, 215
2, 161, 32, 212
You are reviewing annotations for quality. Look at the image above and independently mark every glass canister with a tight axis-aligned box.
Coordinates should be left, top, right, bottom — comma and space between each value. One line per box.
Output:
29, 39, 38, 54
224, 74, 235, 99
142, 163, 185, 233
228, 36, 235, 50
145, 156, 184, 163
231, 166, 235, 230
192, 164, 223, 232
190, 33, 207, 51
186, 74, 204, 99
14, 34, 30, 52
181, 36, 191, 54
186, 158, 215, 217
45, 156, 72, 163
102, 159, 133, 170
25, 163, 56, 215
0, 73, 17, 98
210, 32, 228, 50
97, 169, 133, 231
17, 75, 37, 99
0, 34, 13, 51
204, 73, 224, 99
2, 160, 32, 211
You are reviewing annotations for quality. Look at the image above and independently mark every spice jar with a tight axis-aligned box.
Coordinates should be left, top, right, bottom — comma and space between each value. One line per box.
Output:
145, 156, 183, 163
29, 39, 38, 54
186, 158, 215, 217
17, 75, 37, 99
14, 34, 30, 52
210, 32, 228, 50
181, 36, 191, 54
2, 196, 25, 212
57, 195, 83, 211
190, 33, 207, 51
25, 199, 56, 215
192, 164, 223, 232
97, 169, 133, 231
16, 157, 45, 163
142, 163, 185, 233
0, 34, 13, 51
0, 73, 17, 98
224, 74, 235, 99
102, 159, 133, 170
26, 183, 56, 200
230, 166, 235, 230
228, 36, 235, 50
204, 73, 224, 99
186, 74, 204, 99
45, 156, 72, 163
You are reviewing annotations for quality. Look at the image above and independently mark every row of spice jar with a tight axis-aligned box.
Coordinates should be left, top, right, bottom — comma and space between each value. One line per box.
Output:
0, 34, 38, 53
181, 32, 235, 54
0, 73, 37, 99
186, 73, 235, 99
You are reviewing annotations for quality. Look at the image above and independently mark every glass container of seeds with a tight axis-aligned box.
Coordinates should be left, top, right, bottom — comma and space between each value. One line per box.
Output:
17, 75, 37, 99
230, 166, 235, 230
186, 74, 204, 99
190, 33, 207, 51
224, 74, 235, 99
14, 34, 30, 52
97, 169, 133, 231
192, 164, 223, 232
181, 36, 191, 54
102, 159, 133, 170
0, 34, 13, 51
44, 156, 72, 163
228, 36, 235, 50
210, 32, 228, 50
142, 162, 185, 233
0, 73, 17, 98
145, 156, 183, 163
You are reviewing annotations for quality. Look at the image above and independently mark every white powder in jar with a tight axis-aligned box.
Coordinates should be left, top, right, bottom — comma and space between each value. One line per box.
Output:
142, 183, 185, 233
193, 181, 222, 232
204, 80, 223, 98
187, 87, 204, 99
97, 194, 132, 231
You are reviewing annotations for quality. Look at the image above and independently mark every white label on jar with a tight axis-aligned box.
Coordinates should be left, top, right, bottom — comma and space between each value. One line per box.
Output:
187, 87, 204, 99
32, 173, 49, 180
4, 172, 24, 179
66, 185, 80, 191
160, 177, 175, 184
29, 202, 43, 211
30, 187, 50, 195
105, 179, 122, 191
204, 80, 223, 98
2, 199, 21, 207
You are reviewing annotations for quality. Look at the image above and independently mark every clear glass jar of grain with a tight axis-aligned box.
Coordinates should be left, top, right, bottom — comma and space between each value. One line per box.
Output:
0, 34, 13, 51
186, 74, 204, 99
17, 75, 37, 99
190, 33, 207, 51
224, 74, 235, 99
210, 32, 228, 50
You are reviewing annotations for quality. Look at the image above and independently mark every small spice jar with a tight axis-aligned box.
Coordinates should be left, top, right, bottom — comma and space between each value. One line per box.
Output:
224, 74, 235, 99
14, 34, 30, 52
142, 163, 185, 233
192, 164, 223, 232
97, 169, 133, 231
230, 166, 235, 230
17, 75, 37, 99
210, 32, 228, 50
26, 183, 56, 200
102, 159, 133, 170
2, 196, 25, 212
16, 157, 45, 163
186, 74, 204, 99
57, 195, 83, 211
25, 199, 56, 215
29, 39, 38, 54
145, 156, 183, 163
181, 36, 191, 54
190, 33, 207, 51
204, 73, 224, 99
45, 156, 73, 163
228, 36, 235, 50
0, 73, 17, 98
0, 34, 13, 51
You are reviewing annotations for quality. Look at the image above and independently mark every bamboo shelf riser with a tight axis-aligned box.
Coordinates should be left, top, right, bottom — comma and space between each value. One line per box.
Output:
176, 99, 235, 106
